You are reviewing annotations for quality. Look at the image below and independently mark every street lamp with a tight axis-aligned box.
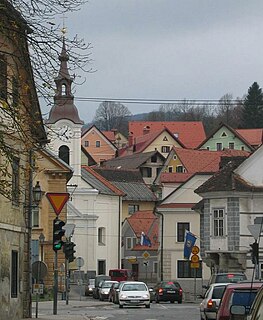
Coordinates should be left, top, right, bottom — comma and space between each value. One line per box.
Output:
39, 233, 45, 261
33, 181, 43, 205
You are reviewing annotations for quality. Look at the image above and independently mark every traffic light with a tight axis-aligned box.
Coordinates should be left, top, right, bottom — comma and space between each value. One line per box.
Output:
63, 241, 76, 262
250, 241, 259, 264
53, 218, 65, 251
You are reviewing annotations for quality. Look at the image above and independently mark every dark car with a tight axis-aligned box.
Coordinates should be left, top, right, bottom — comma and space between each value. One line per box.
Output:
204, 272, 247, 289
154, 281, 183, 304
108, 282, 121, 303
216, 282, 263, 320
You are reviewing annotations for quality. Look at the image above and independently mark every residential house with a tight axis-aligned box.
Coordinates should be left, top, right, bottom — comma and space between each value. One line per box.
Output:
81, 125, 117, 163
45, 39, 123, 276
194, 149, 263, 281
103, 129, 128, 149
129, 121, 206, 149
119, 127, 185, 158
198, 122, 254, 152
101, 150, 165, 185
122, 210, 159, 283
93, 168, 157, 221
0, 1, 47, 318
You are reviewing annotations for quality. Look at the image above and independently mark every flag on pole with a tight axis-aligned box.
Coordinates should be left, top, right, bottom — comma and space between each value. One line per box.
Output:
140, 232, 151, 247
183, 230, 197, 259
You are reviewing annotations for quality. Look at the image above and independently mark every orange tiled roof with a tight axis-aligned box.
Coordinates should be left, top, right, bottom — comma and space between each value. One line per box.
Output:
129, 121, 206, 148
160, 172, 193, 183
102, 130, 116, 142
127, 210, 159, 251
236, 128, 263, 147
174, 147, 250, 173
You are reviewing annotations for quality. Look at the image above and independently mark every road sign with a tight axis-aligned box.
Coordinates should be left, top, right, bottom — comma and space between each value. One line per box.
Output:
190, 262, 200, 269
33, 283, 44, 294
32, 261, 48, 282
248, 224, 262, 240
191, 245, 200, 255
46, 192, 70, 215
142, 251, 150, 260
76, 257, 84, 268
191, 254, 199, 263
63, 223, 75, 238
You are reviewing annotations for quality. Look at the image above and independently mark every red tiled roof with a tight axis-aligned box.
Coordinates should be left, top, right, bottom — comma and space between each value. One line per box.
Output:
236, 128, 263, 147
127, 210, 159, 251
174, 147, 250, 173
129, 121, 206, 148
102, 130, 115, 142
81, 165, 125, 196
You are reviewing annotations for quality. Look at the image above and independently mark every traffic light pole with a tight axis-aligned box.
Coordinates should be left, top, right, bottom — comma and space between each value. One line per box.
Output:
65, 256, 69, 305
53, 250, 58, 315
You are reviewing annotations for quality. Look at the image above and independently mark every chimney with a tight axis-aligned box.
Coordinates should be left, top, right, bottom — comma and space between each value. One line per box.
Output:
143, 126, 150, 135
128, 132, 133, 147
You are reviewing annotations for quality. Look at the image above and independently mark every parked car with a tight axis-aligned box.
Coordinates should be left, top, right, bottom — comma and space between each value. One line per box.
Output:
118, 281, 151, 308
200, 283, 228, 320
216, 282, 263, 320
109, 281, 125, 303
98, 280, 119, 301
92, 275, 111, 299
230, 284, 263, 320
153, 281, 183, 304
85, 278, 95, 296
204, 272, 247, 289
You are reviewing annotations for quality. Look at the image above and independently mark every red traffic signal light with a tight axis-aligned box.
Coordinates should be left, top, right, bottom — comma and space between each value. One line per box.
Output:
53, 218, 65, 251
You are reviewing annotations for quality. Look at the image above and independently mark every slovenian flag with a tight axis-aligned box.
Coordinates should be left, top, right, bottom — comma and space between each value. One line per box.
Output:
184, 230, 197, 259
140, 232, 151, 247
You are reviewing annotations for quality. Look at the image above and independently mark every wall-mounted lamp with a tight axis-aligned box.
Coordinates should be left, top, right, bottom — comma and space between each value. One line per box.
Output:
33, 181, 43, 205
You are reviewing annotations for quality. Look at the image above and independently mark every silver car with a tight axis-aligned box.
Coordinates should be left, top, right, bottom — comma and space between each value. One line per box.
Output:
200, 283, 228, 320
118, 281, 150, 308
98, 280, 119, 301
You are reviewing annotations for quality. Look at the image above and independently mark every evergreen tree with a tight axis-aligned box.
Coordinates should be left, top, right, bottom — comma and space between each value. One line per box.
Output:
241, 82, 263, 128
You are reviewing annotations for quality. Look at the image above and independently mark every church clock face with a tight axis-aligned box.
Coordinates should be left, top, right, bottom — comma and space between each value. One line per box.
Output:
58, 125, 73, 141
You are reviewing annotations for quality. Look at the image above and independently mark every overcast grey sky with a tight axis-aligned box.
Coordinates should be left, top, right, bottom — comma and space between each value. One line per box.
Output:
59, 0, 263, 123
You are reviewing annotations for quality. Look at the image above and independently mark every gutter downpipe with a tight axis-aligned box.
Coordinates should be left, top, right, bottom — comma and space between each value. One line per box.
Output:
154, 207, 164, 281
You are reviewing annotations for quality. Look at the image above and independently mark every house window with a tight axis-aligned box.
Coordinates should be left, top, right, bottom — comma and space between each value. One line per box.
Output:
0, 55, 7, 100
98, 260, 106, 275
84, 140, 89, 147
176, 165, 184, 173
12, 77, 19, 108
31, 240, 39, 264
206, 147, 210, 150
126, 237, 137, 250
177, 223, 190, 242
11, 250, 18, 298
216, 143, 222, 151
128, 204, 139, 215
32, 206, 39, 228
12, 157, 20, 206
153, 261, 158, 274
98, 227, 106, 245
96, 141, 101, 147
163, 136, 168, 141
177, 260, 202, 278
173, 155, 177, 160
151, 155, 157, 163
213, 208, 225, 237
168, 166, 173, 173
229, 142, 234, 149
241, 146, 245, 150
161, 146, 170, 153
142, 167, 152, 178
59, 145, 70, 165
221, 132, 227, 137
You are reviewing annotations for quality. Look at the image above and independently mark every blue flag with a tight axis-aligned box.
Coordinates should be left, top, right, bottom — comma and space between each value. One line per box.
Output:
140, 232, 152, 247
184, 230, 197, 260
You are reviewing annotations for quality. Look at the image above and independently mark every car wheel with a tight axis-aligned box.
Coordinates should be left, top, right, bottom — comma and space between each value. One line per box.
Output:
119, 304, 123, 309
146, 304, 150, 308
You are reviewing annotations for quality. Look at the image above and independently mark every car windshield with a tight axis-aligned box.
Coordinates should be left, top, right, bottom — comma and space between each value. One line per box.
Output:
212, 286, 226, 299
162, 282, 177, 289
122, 284, 147, 291
103, 282, 116, 288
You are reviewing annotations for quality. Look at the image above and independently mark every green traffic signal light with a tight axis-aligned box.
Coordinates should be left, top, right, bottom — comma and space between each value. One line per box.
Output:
53, 218, 65, 251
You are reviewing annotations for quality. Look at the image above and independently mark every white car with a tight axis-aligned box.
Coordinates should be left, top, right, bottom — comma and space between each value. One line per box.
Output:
98, 280, 119, 301
200, 283, 228, 320
118, 281, 150, 308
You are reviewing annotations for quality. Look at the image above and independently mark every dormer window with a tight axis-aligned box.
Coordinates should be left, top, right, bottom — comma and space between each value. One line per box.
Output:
62, 84, 67, 95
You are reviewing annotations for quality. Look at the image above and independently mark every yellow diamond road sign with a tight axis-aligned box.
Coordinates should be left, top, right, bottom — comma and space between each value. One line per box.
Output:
142, 251, 150, 260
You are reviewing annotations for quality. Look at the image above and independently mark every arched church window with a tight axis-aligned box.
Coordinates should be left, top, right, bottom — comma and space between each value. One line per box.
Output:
59, 145, 70, 165
62, 84, 67, 95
